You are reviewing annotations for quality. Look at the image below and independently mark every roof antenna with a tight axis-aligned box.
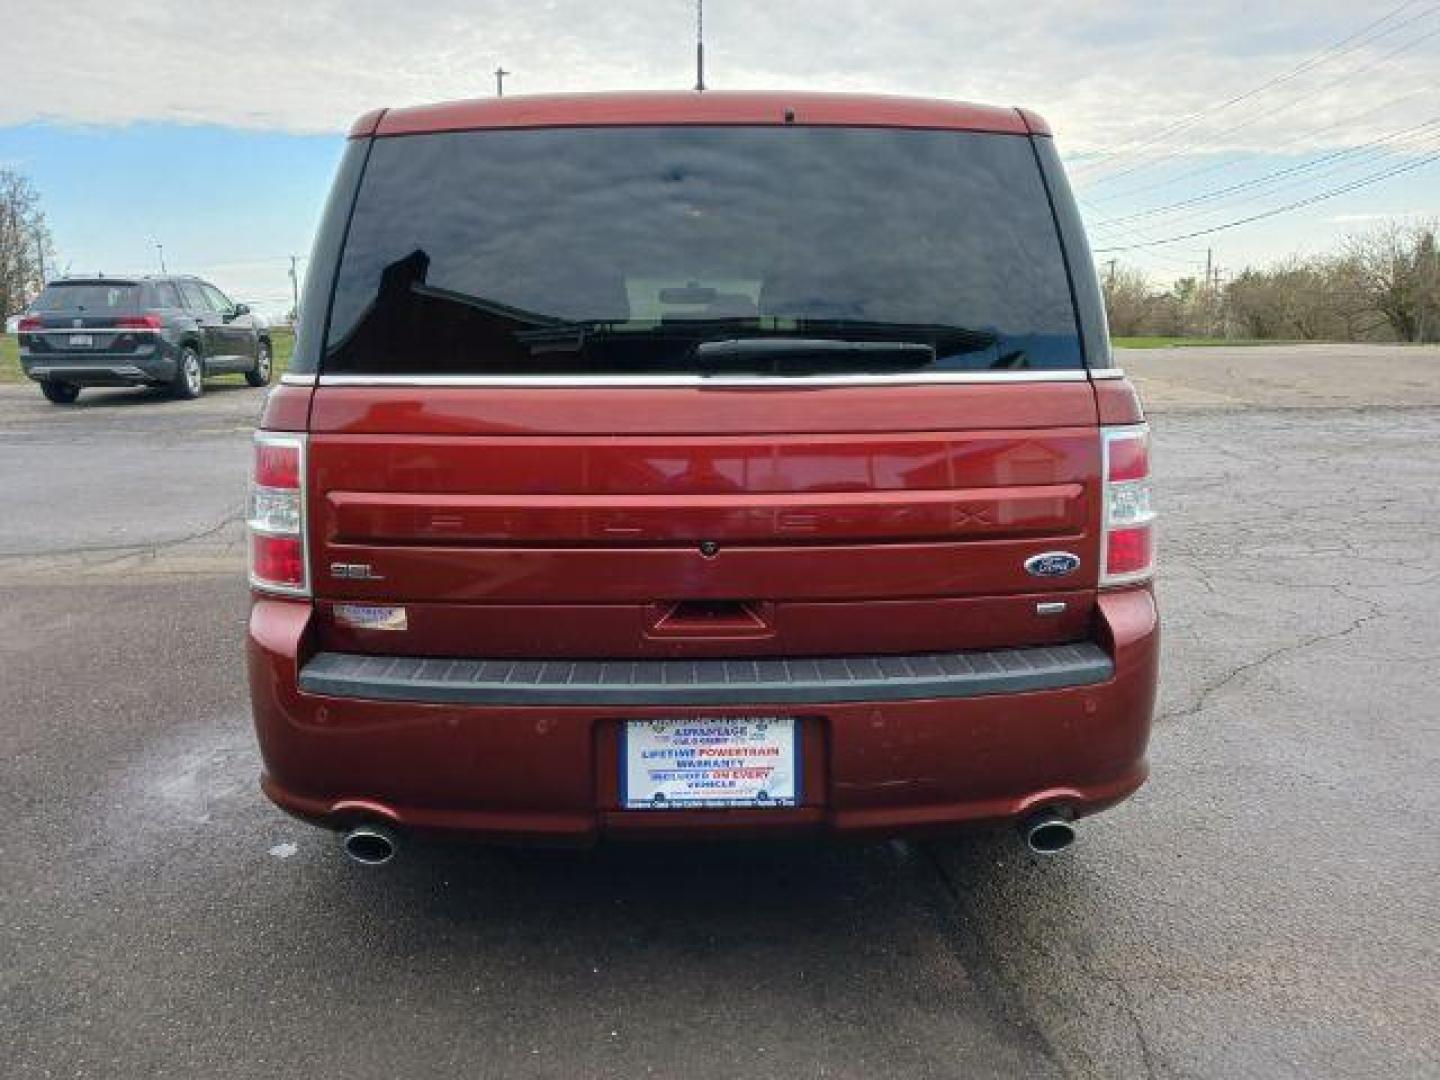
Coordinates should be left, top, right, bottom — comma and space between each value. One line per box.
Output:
694, 0, 706, 91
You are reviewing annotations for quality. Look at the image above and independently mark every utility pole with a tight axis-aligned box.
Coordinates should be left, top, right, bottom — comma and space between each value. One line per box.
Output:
495, 67, 509, 97
36, 234, 46, 284
288, 255, 301, 323
1204, 247, 1213, 295
1105, 258, 1117, 289
154, 242, 167, 274
694, 0, 706, 91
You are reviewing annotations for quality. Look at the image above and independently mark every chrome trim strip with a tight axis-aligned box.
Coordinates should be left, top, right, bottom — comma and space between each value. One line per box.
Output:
29, 327, 162, 336
28, 365, 147, 377
312, 370, 1092, 388
279, 372, 318, 386
1088, 367, 1126, 380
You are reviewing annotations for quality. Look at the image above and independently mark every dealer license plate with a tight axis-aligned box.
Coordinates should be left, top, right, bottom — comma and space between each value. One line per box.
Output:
622, 717, 800, 810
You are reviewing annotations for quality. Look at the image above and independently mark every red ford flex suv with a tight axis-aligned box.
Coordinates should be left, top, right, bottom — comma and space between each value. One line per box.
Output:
247, 92, 1158, 864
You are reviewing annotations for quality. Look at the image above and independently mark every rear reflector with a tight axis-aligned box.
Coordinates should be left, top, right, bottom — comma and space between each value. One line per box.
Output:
1105, 526, 1153, 578
251, 534, 305, 588
248, 433, 309, 596
1100, 425, 1155, 587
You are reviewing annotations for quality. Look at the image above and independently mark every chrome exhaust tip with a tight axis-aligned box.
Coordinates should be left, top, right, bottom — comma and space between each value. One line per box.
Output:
1021, 810, 1076, 855
341, 823, 399, 866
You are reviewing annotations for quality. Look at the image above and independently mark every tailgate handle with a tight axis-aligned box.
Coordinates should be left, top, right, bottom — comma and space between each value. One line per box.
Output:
647, 600, 773, 639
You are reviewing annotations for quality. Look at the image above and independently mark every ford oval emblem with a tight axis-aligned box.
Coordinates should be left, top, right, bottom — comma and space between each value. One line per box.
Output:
1025, 551, 1081, 578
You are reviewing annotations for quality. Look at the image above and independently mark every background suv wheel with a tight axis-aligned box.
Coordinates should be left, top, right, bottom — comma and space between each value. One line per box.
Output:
40, 380, 81, 405
172, 346, 204, 400
245, 339, 273, 387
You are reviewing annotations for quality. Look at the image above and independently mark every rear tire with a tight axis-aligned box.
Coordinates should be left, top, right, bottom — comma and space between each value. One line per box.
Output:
245, 339, 272, 387
40, 380, 81, 405
172, 345, 204, 400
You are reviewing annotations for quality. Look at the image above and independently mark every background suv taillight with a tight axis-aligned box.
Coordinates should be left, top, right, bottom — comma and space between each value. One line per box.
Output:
1100, 425, 1155, 587
116, 313, 164, 329
248, 432, 309, 596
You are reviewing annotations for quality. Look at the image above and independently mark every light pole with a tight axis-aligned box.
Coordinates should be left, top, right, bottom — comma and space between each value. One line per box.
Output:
495, 67, 510, 97
154, 242, 167, 274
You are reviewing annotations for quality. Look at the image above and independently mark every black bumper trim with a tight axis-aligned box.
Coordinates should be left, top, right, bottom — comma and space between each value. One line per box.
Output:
298, 643, 1114, 707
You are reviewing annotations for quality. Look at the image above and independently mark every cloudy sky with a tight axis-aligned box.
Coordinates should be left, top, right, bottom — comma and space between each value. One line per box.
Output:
3, 0, 1438, 314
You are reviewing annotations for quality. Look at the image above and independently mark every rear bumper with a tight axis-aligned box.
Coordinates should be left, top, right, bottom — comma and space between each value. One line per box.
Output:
248, 588, 1158, 843
22, 349, 176, 385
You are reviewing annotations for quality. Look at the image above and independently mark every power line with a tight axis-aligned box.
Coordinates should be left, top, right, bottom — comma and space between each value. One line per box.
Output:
1079, 83, 1440, 205
1071, 1, 1431, 176
1077, 2, 1437, 184
1087, 144, 1403, 244
1078, 6, 1440, 189
1090, 116, 1440, 232
1077, 196, 1213, 254
1092, 148, 1440, 253
1092, 147, 1440, 253
1100, 134, 1436, 239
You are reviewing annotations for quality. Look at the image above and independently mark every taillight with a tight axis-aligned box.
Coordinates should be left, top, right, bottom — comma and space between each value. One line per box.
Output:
17, 316, 41, 333
248, 432, 309, 596
1100, 425, 1155, 587
117, 314, 164, 330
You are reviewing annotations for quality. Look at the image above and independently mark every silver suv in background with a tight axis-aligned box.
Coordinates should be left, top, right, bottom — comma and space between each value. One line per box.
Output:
16, 275, 273, 403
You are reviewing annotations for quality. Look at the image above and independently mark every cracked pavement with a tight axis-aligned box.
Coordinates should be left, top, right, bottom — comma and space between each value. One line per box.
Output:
2, 345, 1438, 1078
0, 382, 256, 576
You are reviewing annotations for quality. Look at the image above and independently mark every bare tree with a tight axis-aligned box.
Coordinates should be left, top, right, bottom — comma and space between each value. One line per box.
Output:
1100, 264, 1154, 337
0, 169, 55, 318
1230, 259, 1336, 339
1323, 256, 1378, 341
1152, 276, 1216, 338
1101, 223, 1440, 344
1343, 220, 1440, 343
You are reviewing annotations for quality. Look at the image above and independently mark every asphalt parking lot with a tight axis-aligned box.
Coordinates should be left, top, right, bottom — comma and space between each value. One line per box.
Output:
3, 345, 1438, 1078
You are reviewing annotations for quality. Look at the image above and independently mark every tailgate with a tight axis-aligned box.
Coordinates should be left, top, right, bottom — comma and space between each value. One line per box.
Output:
306, 381, 1101, 658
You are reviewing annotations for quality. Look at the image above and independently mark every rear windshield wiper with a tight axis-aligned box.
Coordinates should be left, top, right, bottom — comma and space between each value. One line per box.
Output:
691, 337, 936, 374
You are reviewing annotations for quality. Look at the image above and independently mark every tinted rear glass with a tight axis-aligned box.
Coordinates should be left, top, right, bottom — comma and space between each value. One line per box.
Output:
324, 127, 1082, 376
33, 282, 141, 313
177, 281, 209, 311
149, 281, 182, 308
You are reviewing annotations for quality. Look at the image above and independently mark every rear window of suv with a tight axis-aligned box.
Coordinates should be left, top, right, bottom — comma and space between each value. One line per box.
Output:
322, 127, 1084, 378
33, 282, 141, 313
